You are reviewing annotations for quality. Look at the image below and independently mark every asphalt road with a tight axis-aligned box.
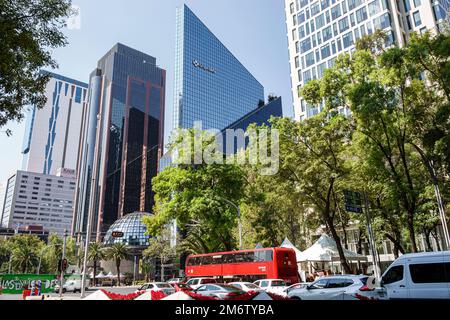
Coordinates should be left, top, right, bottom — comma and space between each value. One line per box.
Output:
0, 286, 140, 300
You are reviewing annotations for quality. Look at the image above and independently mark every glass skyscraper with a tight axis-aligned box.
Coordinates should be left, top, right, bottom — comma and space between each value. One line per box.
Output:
72, 44, 166, 240
173, 5, 265, 132
284, 0, 450, 121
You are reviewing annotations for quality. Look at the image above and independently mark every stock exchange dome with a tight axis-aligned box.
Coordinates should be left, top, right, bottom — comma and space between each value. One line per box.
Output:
103, 212, 152, 247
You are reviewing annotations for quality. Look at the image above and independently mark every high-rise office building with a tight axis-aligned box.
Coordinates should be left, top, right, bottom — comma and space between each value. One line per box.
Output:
1, 170, 76, 236
72, 44, 166, 241
173, 5, 265, 132
284, 0, 450, 121
21, 72, 88, 174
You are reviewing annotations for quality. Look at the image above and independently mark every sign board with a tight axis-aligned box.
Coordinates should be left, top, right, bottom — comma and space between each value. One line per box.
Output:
0, 274, 64, 294
344, 190, 363, 213
111, 231, 124, 238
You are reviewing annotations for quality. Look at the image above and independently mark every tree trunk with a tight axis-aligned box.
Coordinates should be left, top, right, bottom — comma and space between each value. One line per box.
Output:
407, 212, 418, 253
116, 260, 121, 287
323, 179, 351, 274
93, 259, 97, 286
424, 231, 433, 252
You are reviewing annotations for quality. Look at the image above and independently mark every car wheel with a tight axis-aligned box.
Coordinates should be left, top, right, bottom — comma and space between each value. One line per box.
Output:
291, 296, 302, 300
62, 288, 66, 293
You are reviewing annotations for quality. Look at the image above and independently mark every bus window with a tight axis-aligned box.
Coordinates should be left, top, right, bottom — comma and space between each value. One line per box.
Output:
245, 251, 255, 262
212, 256, 222, 264
235, 253, 245, 263
265, 250, 274, 261
224, 254, 236, 264
202, 256, 213, 265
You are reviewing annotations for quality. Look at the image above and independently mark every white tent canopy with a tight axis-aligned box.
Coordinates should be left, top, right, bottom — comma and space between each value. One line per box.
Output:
106, 272, 116, 278
96, 271, 107, 278
298, 234, 367, 262
280, 237, 302, 262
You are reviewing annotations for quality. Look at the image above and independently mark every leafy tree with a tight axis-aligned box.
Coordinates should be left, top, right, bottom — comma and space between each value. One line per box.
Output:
301, 31, 449, 252
7, 234, 45, 273
0, 0, 73, 133
88, 242, 105, 286
105, 243, 129, 286
0, 239, 11, 273
251, 115, 354, 273
144, 129, 246, 253
143, 229, 176, 282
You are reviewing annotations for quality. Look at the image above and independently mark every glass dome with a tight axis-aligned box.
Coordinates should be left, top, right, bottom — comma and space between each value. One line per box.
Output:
103, 212, 152, 247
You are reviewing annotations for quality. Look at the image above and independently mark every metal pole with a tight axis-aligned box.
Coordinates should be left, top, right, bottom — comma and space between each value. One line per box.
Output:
434, 183, 450, 249
8, 254, 12, 274
81, 112, 101, 298
59, 229, 68, 298
363, 192, 380, 280
238, 206, 242, 250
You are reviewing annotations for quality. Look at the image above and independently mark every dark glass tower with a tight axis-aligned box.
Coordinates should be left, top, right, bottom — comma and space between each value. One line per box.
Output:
72, 44, 166, 240
173, 5, 264, 132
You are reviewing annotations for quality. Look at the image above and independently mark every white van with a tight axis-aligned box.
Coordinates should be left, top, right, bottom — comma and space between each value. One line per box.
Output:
54, 278, 89, 293
381, 251, 450, 299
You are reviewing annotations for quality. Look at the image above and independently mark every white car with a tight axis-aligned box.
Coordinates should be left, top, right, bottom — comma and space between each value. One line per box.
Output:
287, 275, 384, 300
229, 282, 264, 292
282, 282, 311, 297
380, 251, 450, 299
253, 279, 288, 295
135, 282, 175, 296
185, 278, 218, 290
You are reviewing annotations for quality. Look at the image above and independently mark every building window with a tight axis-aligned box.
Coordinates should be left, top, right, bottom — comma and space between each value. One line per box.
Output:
432, 4, 445, 21
317, 31, 322, 45
406, 15, 412, 29
298, 10, 305, 24
413, 0, 420, 7
403, 0, 411, 11
373, 12, 391, 30
342, 31, 354, 48
315, 49, 321, 62
321, 44, 331, 59
295, 56, 300, 68
292, 29, 298, 40
356, 7, 368, 24
315, 13, 325, 29
293, 14, 298, 26
300, 0, 309, 8
301, 37, 312, 52
331, 4, 341, 20
413, 11, 421, 27
368, 0, 381, 16
306, 52, 315, 67
323, 26, 332, 41
339, 17, 349, 33
299, 25, 305, 38
311, 2, 321, 16
296, 41, 300, 53
290, 2, 295, 14
321, 0, 330, 10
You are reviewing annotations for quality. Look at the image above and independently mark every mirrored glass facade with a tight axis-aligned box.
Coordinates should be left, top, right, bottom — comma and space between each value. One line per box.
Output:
173, 5, 264, 132
73, 44, 166, 241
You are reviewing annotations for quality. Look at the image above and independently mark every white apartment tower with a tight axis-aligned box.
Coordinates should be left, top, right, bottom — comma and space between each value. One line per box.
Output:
21, 71, 88, 175
285, 0, 450, 120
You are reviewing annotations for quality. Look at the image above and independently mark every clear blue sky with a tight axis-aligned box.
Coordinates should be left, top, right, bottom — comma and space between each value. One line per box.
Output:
0, 0, 293, 207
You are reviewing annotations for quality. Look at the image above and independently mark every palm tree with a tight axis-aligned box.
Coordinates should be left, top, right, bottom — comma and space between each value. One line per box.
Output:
106, 243, 129, 286
88, 242, 105, 286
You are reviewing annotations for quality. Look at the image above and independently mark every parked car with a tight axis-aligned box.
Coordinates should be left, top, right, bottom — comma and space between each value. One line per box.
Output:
186, 277, 218, 290
253, 279, 288, 295
167, 278, 184, 284
282, 282, 311, 297
171, 283, 193, 291
229, 282, 264, 292
380, 251, 450, 299
194, 284, 245, 299
287, 275, 383, 300
54, 279, 89, 293
135, 282, 175, 296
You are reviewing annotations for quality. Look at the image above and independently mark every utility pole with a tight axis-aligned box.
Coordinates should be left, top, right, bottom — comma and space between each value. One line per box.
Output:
59, 229, 68, 299
219, 197, 242, 250
363, 192, 381, 280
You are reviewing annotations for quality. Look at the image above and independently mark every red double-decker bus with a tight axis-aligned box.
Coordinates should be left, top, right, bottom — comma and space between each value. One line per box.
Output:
185, 247, 299, 284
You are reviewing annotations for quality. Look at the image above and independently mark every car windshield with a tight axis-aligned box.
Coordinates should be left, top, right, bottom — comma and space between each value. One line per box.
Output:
359, 277, 369, 285
156, 283, 172, 288
271, 281, 286, 287
245, 283, 260, 289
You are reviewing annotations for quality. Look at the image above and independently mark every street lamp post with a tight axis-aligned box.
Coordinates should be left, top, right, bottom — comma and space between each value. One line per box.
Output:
219, 197, 242, 250
59, 229, 68, 298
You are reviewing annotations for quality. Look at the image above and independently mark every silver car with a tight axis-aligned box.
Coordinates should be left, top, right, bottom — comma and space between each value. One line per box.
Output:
287, 275, 384, 300
194, 284, 245, 299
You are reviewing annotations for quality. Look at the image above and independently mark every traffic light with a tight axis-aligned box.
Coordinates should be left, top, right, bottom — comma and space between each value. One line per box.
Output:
58, 259, 68, 272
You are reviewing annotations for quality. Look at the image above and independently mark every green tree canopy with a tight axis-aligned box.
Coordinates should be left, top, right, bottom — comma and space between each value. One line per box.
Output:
0, 0, 73, 133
